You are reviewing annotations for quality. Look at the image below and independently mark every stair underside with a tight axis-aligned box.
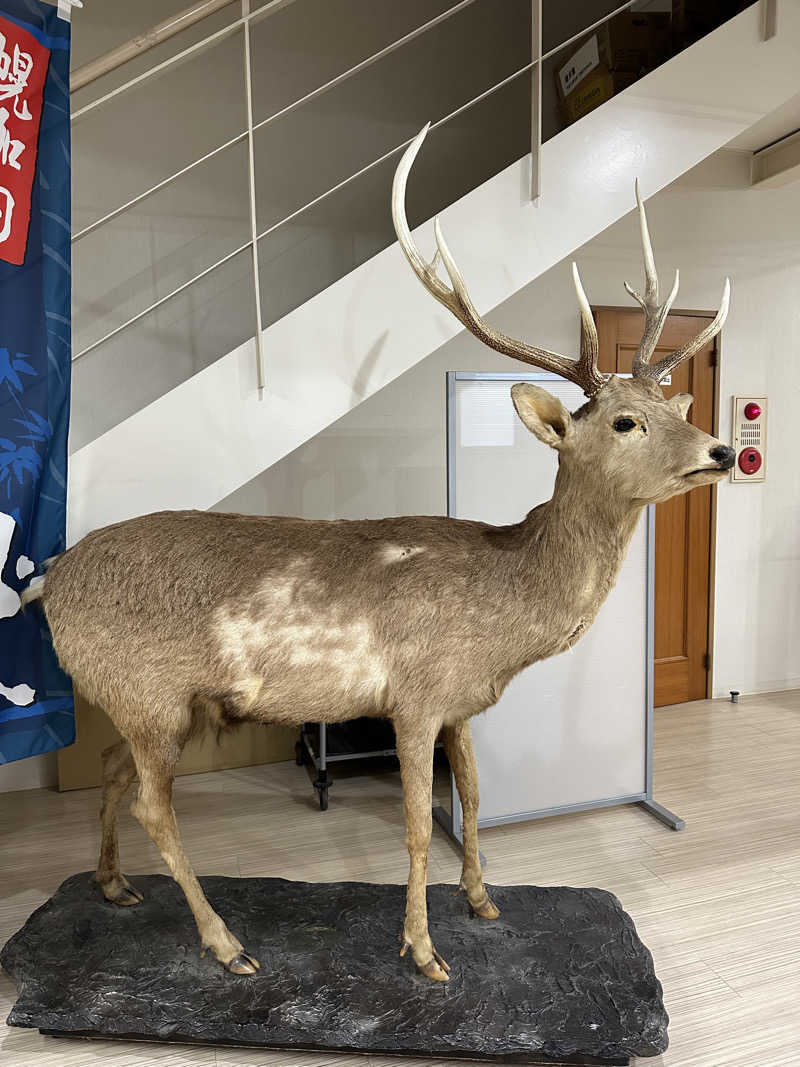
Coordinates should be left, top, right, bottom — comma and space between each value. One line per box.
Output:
68, 3, 800, 543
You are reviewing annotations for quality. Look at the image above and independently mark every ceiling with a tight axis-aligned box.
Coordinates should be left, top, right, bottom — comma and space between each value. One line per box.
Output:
726, 91, 800, 152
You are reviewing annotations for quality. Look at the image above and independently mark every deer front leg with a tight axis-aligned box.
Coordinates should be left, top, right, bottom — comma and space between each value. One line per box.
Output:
394, 718, 450, 982
130, 741, 259, 976
442, 721, 499, 920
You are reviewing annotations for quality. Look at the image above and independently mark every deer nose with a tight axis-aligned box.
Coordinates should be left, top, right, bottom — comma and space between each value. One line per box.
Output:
710, 444, 735, 470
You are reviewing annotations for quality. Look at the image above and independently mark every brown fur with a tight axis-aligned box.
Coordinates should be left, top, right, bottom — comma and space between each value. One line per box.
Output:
30, 374, 731, 980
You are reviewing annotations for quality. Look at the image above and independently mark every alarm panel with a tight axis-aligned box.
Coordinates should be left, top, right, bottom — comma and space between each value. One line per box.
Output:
731, 396, 767, 483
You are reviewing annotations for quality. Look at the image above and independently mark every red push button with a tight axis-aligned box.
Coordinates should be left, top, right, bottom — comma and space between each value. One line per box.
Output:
744, 402, 762, 420
738, 448, 762, 475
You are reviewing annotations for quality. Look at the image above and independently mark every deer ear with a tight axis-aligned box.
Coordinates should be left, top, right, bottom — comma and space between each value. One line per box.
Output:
671, 392, 694, 420
511, 383, 573, 449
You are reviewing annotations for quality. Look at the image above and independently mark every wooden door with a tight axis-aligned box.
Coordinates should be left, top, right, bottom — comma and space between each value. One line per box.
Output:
595, 309, 717, 707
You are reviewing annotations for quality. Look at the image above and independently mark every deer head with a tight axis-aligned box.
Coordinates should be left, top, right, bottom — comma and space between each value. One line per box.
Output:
392, 125, 735, 507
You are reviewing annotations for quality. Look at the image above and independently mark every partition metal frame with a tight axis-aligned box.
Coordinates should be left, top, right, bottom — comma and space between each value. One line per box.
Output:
432, 371, 684, 851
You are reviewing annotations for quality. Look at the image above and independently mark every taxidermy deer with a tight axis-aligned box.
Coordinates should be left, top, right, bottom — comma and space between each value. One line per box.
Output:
25, 125, 734, 982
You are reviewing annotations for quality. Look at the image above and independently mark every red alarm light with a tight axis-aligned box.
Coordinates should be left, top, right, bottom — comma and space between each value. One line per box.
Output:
744, 402, 761, 420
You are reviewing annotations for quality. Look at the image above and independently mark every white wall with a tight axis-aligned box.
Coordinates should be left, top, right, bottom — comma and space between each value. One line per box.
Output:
220, 148, 800, 699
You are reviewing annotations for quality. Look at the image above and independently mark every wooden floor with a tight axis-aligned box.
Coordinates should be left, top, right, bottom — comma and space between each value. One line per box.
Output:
1, 691, 799, 1066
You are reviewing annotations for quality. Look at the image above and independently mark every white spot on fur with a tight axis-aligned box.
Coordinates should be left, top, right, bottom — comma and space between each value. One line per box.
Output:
381, 544, 425, 564
579, 559, 601, 604
16, 555, 34, 579
234, 675, 265, 712
213, 559, 388, 707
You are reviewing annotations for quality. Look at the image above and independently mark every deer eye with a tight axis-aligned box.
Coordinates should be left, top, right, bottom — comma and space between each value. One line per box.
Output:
613, 417, 637, 433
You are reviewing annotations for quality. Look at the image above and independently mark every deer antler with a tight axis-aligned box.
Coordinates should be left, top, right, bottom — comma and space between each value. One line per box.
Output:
626, 179, 730, 383
391, 124, 608, 397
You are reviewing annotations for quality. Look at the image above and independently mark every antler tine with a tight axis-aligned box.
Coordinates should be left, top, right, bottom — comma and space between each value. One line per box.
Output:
645, 278, 730, 383
626, 179, 680, 377
625, 180, 730, 384
392, 124, 608, 396
631, 177, 659, 304
391, 124, 468, 326
571, 261, 605, 391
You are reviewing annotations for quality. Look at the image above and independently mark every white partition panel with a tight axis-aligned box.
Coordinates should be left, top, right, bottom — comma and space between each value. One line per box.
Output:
446, 372, 677, 832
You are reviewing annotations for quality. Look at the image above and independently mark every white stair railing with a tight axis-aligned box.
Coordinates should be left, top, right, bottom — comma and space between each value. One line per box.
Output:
71, 0, 745, 444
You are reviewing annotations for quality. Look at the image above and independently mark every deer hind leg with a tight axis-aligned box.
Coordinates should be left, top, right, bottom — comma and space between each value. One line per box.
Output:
129, 739, 259, 976
95, 738, 142, 906
395, 718, 450, 982
442, 721, 499, 920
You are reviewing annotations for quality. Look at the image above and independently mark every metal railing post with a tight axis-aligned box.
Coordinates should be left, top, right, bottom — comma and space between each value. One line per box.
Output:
530, 0, 542, 201
762, 0, 777, 40
243, 0, 266, 394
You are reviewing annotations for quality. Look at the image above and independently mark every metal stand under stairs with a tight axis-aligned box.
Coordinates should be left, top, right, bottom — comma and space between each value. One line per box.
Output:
296, 720, 399, 810
297, 721, 446, 811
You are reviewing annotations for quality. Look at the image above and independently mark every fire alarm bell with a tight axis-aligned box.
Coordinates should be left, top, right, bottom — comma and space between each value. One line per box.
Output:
731, 396, 767, 482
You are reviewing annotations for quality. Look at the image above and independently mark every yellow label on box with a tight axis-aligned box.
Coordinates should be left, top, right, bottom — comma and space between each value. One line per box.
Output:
565, 67, 615, 122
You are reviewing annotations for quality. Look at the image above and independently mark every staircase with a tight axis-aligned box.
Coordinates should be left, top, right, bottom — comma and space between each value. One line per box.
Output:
67, 1, 800, 543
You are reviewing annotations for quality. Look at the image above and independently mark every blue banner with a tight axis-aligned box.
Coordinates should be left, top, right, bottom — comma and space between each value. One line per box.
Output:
0, 0, 72, 765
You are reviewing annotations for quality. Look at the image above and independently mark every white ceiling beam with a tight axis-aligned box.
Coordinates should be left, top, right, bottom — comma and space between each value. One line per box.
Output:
751, 129, 800, 187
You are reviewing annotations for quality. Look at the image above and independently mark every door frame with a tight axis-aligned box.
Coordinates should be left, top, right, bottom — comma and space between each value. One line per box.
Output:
590, 305, 722, 701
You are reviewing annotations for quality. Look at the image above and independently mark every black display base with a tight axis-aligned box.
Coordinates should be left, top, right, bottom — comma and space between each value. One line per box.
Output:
1, 873, 668, 1065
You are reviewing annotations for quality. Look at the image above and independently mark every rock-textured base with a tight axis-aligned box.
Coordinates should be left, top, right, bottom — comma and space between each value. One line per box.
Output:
1, 873, 668, 1065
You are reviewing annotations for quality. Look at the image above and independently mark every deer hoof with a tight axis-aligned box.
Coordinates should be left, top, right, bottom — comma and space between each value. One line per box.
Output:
420, 949, 451, 982
403, 945, 450, 981
100, 876, 143, 906
401, 938, 451, 981
226, 951, 260, 975
470, 896, 500, 920
116, 887, 143, 907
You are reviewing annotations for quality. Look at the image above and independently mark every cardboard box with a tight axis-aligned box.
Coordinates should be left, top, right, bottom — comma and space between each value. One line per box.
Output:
557, 34, 603, 98
604, 12, 671, 76
561, 64, 616, 125
556, 13, 671, 126
672, 1, 752, 50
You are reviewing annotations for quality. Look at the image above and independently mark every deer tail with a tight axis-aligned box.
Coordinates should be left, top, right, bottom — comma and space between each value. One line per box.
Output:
20, 553, 64, 608
20, 574, 47, 607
